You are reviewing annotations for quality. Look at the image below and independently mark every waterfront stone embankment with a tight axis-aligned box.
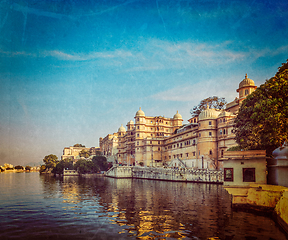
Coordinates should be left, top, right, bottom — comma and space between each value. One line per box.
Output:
225, 184, 288, 233
105, 166, 223, 183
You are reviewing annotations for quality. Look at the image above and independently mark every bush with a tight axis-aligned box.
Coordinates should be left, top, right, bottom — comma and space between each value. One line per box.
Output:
227, 146, 242, 151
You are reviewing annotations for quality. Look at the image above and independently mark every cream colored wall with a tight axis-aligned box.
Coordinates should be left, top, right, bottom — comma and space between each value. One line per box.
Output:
224, 159, 267, 186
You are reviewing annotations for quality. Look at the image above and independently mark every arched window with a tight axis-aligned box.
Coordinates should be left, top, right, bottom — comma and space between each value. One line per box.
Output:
245, 89, 249, 95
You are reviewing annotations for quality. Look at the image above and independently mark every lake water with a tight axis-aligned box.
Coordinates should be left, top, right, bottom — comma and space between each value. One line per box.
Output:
0, 172, 287, 240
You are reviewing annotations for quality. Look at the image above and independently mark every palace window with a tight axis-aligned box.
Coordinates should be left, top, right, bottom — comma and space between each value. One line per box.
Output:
245, 89, 249, 95
223, 118, 226, 123
221, 149, 224, 158
223, 129, 226, 134
209, 150, 212, 155
137, 126, 140, 129
243, 168, 256, 182
220, 130, 222, 135
224, 168, 234, 182
209, 132, 212, 136
219, 119, 222, 123
209, 121, 212, 125
193, 152, 195, 156
137, 134, 139, 137
186, 153, 189, 157
199, 133, 201, 137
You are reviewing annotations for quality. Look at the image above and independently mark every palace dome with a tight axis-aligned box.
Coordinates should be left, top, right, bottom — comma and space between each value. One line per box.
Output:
135, 107, 145, 117
173, 111, 182, 119
118, 124, 126, 132
128, 120, 134, 125
272, 142, 288, 160
239, 74, 255, 89
198, 106, 220, 121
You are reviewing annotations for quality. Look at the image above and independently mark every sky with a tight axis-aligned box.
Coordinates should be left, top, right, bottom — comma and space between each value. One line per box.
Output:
0, 0, 287, 166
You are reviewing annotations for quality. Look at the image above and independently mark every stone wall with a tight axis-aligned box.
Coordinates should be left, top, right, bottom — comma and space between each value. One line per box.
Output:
105, 166, 223, 183
105, 166, 133, 178
224, 184, 288, 234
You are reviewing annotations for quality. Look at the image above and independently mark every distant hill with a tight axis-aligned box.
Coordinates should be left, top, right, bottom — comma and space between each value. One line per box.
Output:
25, 161, 43, 167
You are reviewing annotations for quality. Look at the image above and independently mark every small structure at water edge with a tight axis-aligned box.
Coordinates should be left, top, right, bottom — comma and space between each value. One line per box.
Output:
63, 169, 79, 176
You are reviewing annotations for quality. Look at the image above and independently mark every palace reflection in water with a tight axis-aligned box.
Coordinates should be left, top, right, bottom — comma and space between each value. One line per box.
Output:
39, 174, 286, 239
0, 173, 285, 240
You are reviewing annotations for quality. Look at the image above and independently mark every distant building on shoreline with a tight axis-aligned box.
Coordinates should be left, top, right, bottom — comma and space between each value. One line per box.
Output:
100, 75, 257, 170
61, 146, 100, 161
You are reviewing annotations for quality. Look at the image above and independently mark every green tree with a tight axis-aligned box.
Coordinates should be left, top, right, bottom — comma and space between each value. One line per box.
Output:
95, 150, 102, 156
15, 165, 24, 170
227, 146, 242, 151
52, 158, 74, 174
79, 149, 90, 158
234, 61, 288, 156
74, 159, 98, 174
43, 154, 59, 168
190, 96, 227, 117
92, 156, 108, 171
73, 143, 85, 147
39, 165, 46, 173
25, 166, 31, 171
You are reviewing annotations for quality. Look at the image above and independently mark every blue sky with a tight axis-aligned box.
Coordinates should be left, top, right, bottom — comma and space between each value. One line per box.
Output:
0, 0, 287, 166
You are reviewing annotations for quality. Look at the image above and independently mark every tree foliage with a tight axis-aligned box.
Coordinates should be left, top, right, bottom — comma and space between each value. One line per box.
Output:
190, 96, 227, 117
52, 158, 74, 174
227, 146, 242, 151
43, 154, 59, 168
92, 156, 109, 171
74, 159, 99, 174
73, 156, 109, 174
25, 166, 31, 171
73, 143, 85, 147
15, 165, 24, 170
79, 149, 90, 158
95, 150, 102, 156
234, 60, 288, 156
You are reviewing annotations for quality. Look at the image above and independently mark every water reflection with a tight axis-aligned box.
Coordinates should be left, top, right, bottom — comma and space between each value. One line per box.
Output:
38, 174, 287, 239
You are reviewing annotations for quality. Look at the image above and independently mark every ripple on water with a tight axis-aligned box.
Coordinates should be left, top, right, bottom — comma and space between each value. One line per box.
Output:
0, 173, 287, 240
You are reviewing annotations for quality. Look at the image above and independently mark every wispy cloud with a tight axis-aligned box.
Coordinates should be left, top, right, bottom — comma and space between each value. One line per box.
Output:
42, 49, 133, 61
120, 39, 247, 73
150, 76, 241, 103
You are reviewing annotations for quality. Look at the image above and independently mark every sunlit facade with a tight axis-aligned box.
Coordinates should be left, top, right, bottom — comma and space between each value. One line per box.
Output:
100, 75, 257, 170
61, 146, 100, 160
